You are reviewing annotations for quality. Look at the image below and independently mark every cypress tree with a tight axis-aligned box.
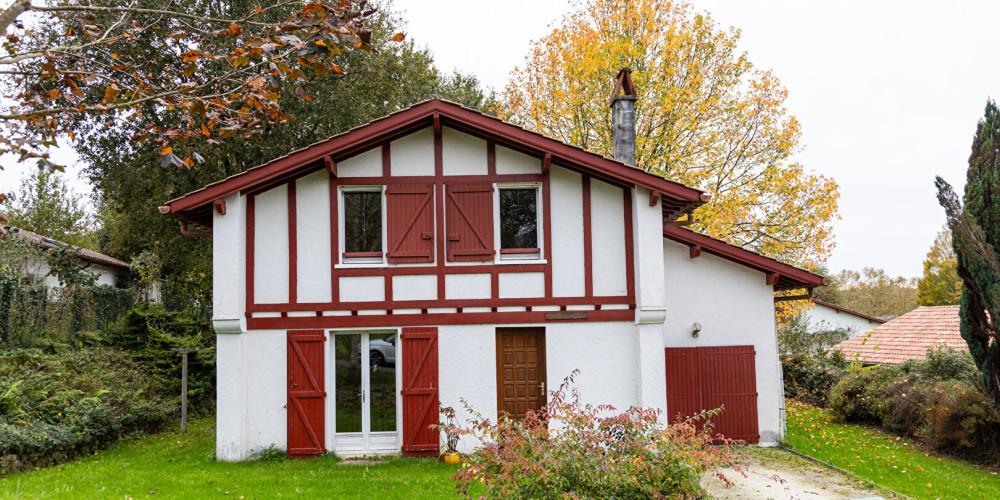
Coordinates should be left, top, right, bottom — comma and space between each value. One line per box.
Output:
936, 99, 1000, 405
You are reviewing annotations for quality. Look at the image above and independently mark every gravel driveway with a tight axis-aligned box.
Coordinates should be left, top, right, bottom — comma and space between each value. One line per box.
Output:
703, 447, 902, 500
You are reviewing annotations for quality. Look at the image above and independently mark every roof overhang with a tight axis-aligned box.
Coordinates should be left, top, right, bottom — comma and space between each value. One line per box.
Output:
161, 99, 708, 230
663, 225, 828, 292
811, 299, 885, 324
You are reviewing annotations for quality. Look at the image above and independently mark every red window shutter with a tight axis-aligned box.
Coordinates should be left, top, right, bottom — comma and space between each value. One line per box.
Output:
386, 184, 434, 263
401, 327, 439, 456
287, 330, 326, 459
446, 183, 494, 262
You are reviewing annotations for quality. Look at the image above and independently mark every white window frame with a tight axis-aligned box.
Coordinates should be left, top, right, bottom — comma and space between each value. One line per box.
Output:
493, 182, 544, 263
337, 185, 387, 267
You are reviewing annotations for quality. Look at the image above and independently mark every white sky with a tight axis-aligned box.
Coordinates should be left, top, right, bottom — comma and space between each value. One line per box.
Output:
3, 0, 997, 279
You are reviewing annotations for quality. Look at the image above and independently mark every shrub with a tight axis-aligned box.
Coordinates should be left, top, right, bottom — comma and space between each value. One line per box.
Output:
781, 352, 847, 407
449, 372, 739, 499
0, 348, 174, 473
918, 381, 1000, 462
829, 364, 905, 424
902, 346, 979, 383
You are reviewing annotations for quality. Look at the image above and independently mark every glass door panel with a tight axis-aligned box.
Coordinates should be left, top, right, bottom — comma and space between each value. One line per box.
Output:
334, 334, 362, 433
369, 333, 397, 433
333, 331, 399, 453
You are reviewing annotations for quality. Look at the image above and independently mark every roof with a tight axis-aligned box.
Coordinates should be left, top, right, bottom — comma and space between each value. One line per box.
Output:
162, 99, 708, 229
1, 226, 130, 270
827, 305, 966, 365
662, 226, 828, 291
811, 299, 886, 324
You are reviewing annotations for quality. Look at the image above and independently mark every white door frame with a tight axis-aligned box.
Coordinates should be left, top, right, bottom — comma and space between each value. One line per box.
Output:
326, 328, 402, 455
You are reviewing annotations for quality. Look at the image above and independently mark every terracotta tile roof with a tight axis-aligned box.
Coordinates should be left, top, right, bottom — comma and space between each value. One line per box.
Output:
827, 305, 966, 365
1, 226, 130, 270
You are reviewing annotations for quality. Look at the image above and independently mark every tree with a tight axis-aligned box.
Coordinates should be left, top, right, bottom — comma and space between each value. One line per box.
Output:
936, 99, 1000, 405
917, 227, 961, 306
834, 267, 918, 318
777, 312, 852, 357
74, 4, 492, 311
4, 168, 95, 247
497, 0, 839, 272
0, 0, 389, 172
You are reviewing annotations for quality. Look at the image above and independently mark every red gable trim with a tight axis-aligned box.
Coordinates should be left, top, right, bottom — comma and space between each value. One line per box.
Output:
663, 226, 827, 291
812, 299, 885, 324
163, 99, 706, 222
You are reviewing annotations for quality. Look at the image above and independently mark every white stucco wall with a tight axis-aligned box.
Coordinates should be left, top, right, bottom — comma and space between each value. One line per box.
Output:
26, 258, 124, 289
223, 321, 644, 457
442, 127, 487, 176
804, 303, 880, 338
662, 239, 783, 445
590, 179, 627, 297
390, 128, 435, 176
549, 167, 585, 298
295, 171, 332, 303
253, 184, 289, 304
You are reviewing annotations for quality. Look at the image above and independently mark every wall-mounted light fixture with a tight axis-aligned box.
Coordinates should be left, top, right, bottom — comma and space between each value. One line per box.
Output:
692, 322, 702, 338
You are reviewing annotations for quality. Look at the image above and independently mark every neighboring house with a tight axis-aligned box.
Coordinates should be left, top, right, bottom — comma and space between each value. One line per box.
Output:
161, 75, 827, 460
805, 299, 885, 337
827, 305, 965, 365
0, 225, 130, 288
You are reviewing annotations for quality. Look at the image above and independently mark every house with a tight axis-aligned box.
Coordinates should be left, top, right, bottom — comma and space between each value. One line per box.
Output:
805, 299, 884, 337
161, 71, 827, 460
827, 305, 966, 364
0, 225, 130, 288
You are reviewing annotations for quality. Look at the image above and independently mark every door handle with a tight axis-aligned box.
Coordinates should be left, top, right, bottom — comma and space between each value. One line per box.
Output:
538, 382, 545, 394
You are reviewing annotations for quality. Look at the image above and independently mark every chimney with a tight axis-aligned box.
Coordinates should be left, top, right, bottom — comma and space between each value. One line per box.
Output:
609, 67, 637, 166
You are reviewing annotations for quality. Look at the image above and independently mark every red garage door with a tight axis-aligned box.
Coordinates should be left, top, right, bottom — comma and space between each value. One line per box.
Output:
664, 345, 759, 443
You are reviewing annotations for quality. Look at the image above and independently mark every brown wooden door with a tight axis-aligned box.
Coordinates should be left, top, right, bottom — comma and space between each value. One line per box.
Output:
287, 330, 326, 459
496, 328, 546, 419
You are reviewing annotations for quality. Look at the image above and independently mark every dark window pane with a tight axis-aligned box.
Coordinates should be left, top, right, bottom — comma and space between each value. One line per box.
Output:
499, 188, 538, 249
344, 191, 382, 253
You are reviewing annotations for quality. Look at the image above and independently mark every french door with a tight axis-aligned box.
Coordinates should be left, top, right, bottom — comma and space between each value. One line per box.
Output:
332, 332, 400, 454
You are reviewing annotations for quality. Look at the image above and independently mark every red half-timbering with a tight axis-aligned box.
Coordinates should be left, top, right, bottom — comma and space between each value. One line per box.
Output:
240, 132, 640, 330
401, 327, 439, 456
287, 330, 326, 458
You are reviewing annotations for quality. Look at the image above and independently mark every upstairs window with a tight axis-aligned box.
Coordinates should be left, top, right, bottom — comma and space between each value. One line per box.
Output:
498, 186, 539, 259
342, 188, 383, 263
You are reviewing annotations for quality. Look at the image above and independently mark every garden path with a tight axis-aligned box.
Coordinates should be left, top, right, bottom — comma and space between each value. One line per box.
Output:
703, 447, 900, 500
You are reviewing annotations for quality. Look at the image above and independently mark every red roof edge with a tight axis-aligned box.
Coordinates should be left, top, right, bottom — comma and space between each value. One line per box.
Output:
811, 299, 885, 324
163, 99, 705, 224
663, 226, 828, 291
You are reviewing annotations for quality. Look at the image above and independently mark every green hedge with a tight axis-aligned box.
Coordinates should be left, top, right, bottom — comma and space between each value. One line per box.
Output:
0, 273, 134, 348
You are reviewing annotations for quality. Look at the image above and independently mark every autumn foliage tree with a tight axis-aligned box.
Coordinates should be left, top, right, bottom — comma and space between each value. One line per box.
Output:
498, 0, 839, 272
937, 100, 1000, 405
0, 0, 390, 172
917, 227, 961, 306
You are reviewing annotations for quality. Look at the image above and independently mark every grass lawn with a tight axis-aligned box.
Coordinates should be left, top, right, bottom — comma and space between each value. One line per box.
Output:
0, 418, 462, 499
784, 399, 1000, 500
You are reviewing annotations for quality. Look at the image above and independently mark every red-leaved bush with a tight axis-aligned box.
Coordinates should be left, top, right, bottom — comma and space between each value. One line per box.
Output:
448, 371, 742, 499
